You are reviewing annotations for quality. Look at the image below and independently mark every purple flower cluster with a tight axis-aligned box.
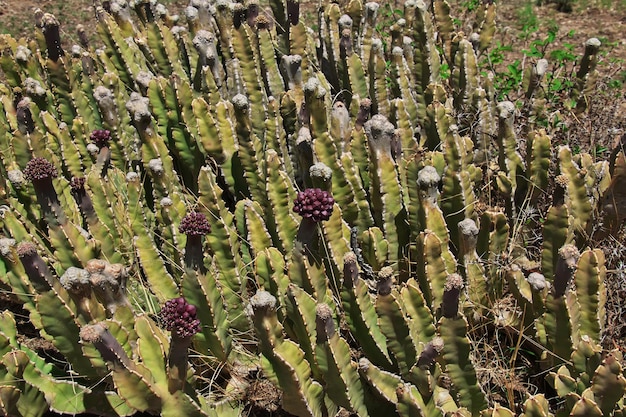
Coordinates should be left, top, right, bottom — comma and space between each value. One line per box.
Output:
179, 212, 211, 235
293, 188, 334, 222
24, 157, 58, 181
160, 297, 201, 338
90, 129, 112, 148
70, 177, 86, 192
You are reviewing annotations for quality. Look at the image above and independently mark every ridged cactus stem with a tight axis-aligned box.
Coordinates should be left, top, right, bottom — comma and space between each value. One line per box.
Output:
554, 244, 580, 298
16, 242, 54, 292
41, 13, 64, 62
160, 297, 201, 393
80, 323, 133, 370
233, 4, 246, 28
193, 31, 223, 90
442, 273, 464, 319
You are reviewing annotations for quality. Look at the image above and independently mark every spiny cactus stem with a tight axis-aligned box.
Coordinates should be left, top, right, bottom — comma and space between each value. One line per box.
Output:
80, 323, 133, 370
41, 13, 64, 62
554, 244, 580, 298
442, 274, 464, 319
167, 334, 193, 394
16, 242, 54, 292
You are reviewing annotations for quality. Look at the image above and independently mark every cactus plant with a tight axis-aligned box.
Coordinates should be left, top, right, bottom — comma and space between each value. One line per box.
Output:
0, 0, 623, 416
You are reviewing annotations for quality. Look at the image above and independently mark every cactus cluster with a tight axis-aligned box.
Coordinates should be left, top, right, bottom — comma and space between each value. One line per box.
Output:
0, 0, 625, 416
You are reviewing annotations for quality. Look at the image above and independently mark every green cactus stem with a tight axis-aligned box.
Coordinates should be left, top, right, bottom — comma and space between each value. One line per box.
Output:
554, 244, 580, 298
41, 13, 64, 62
16, 241, 55, 292
160, 297, 201, 394
442, 273, 464, 319
179, 211, 211, 272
